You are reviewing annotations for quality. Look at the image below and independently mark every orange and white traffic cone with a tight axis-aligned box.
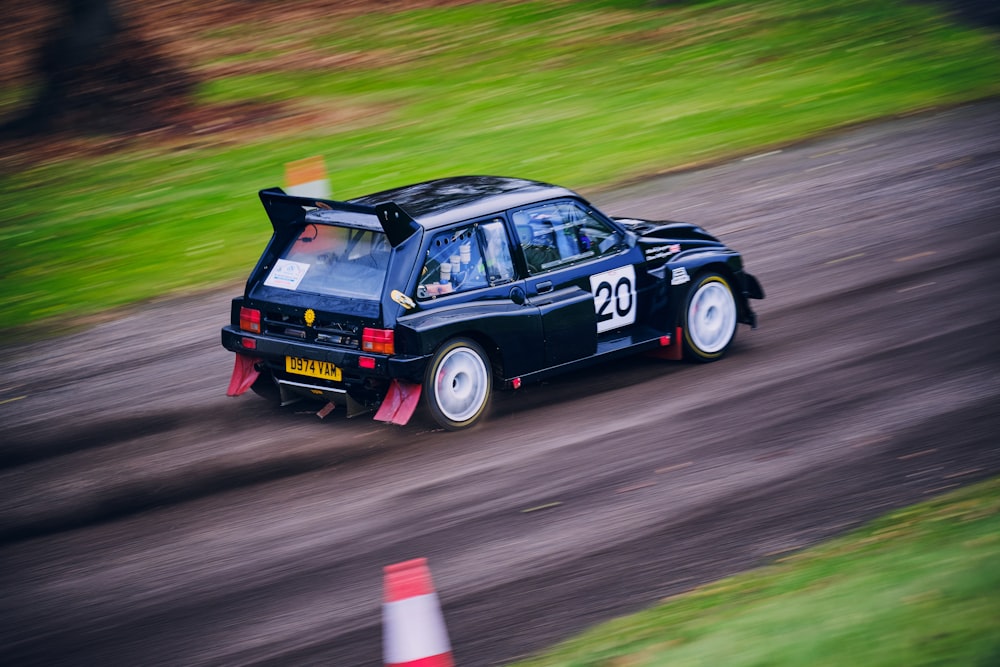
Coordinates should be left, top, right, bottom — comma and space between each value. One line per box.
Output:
383, 558, 454, 667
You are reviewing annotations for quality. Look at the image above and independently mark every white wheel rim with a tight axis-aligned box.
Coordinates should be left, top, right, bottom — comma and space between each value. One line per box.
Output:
688, 281, 736, 354
433, 347, 489, 423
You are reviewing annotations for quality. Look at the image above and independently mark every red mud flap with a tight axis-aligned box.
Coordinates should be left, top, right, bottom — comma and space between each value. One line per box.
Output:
226, 353, 262, 396
374, 379, 422, 426
645, 327, 684, 361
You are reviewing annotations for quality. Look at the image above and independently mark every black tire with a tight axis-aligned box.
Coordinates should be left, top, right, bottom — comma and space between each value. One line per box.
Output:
423, 337, 492, 430
250, 369, 281, 403
682, 272, 738, 362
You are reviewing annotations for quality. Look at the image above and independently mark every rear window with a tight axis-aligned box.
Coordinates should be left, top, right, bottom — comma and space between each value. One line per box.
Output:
263, 223, 390, 300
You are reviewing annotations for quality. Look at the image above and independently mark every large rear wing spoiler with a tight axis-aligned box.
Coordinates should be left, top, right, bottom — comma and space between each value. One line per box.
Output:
258, 187, 421, 248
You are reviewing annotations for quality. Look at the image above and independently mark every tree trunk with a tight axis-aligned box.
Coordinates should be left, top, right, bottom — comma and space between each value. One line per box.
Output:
2, 0, 194, 138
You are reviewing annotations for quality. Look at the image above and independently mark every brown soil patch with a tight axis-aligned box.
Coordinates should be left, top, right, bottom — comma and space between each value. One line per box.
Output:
0, 0, 480, 167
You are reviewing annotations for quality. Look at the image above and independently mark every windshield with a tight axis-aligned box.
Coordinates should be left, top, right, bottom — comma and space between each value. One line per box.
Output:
263, 223, 390, 300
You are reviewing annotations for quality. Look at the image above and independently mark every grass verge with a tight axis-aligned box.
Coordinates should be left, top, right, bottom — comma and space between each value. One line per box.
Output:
1, 0, 999, 333
510, 476, 1000, 667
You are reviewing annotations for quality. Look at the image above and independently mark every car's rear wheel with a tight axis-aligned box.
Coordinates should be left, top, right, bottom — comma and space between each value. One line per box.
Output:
424, 338, 492, 430
250, 368, 281, 403
682, 272, 737, 362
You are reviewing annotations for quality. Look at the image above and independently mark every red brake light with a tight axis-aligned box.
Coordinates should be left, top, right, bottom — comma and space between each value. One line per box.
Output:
240, 307, 261, 333
362, 327, 395, 354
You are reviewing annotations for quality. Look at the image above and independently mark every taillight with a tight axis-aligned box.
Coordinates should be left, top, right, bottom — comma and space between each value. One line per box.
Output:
240, 307, 261, 333
362, 327, 395, 354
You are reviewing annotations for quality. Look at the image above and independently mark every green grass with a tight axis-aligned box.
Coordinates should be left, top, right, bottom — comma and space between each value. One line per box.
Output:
1, 0, 999, 332
510, 477, 1000, 666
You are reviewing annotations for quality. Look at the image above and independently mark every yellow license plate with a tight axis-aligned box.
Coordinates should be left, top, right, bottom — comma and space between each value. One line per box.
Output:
285, 356, 342, 381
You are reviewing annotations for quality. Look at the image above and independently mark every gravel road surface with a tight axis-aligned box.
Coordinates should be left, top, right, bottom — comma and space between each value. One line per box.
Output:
2, 100, 999, 666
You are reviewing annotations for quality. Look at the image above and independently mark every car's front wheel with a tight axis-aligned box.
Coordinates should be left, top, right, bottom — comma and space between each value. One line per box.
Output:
424, 338, 492, 430
682, 272, 737, 362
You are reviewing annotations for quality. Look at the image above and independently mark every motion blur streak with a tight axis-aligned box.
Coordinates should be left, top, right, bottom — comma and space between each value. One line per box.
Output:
1, 102, 998, 666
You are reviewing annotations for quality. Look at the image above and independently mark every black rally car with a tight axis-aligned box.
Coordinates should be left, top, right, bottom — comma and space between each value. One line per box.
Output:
221, 176, 763, 430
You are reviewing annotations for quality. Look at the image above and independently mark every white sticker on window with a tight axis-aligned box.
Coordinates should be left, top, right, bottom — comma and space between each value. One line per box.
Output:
671, 266, 690, 285
590, 265, 637, 333
264, 259, 310, 290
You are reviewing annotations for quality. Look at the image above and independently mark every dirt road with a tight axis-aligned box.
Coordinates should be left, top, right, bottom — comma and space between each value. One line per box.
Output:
2, 101, 999, 666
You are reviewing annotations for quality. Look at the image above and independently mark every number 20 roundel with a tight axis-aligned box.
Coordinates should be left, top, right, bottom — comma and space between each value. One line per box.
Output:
589, 265, 637, 333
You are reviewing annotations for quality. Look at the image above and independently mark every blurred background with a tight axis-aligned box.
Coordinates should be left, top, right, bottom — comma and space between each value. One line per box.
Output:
1, 0, 998, 335
1, 3, 998, 666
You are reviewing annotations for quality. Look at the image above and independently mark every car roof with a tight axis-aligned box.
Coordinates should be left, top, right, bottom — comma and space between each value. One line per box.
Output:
348, 175, 581, 230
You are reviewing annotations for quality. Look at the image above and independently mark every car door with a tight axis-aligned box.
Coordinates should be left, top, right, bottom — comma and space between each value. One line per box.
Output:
510, 200, 637, 367
406, 217, 547, 378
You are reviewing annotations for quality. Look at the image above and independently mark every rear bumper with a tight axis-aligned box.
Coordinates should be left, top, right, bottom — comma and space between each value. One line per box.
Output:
220, 326, 429, 391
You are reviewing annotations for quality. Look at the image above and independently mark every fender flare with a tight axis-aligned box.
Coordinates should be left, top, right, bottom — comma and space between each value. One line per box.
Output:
661, 253, 759, 329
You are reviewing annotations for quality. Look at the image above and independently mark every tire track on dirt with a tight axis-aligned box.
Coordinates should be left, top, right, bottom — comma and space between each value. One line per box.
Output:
7, 389, 994, 667
0, 404, 397, 544
0, 413, 185, 467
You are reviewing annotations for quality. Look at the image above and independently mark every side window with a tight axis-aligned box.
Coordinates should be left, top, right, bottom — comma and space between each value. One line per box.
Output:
479, 219, 515, 285
513, 201, 623, 275
416, 220, 513, 299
